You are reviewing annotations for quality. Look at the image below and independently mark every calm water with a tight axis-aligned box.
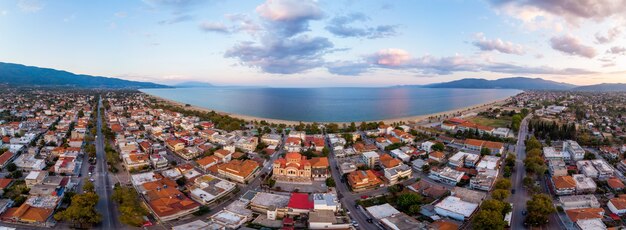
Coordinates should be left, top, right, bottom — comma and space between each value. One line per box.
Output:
140, 87, 521, 122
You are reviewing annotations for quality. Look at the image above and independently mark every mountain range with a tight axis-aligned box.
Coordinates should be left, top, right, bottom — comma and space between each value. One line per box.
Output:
0, 62, 167, 89
0, 62, 624, 91
424, 77, 577, 90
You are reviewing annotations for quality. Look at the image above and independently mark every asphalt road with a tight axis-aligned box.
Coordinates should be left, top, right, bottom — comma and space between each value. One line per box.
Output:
93, 97, 120, 230
509, 115, 531, 230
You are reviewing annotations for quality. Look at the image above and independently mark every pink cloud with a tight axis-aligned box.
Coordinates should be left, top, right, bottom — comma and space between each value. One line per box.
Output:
372, 48, 412, 67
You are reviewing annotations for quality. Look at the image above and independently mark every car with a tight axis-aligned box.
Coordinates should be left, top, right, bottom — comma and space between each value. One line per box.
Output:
366, 218, 373, 223
511, 189, 516, 194
360, 195, 368, 199
522, 210, 527, 216
89, 178, 95, 182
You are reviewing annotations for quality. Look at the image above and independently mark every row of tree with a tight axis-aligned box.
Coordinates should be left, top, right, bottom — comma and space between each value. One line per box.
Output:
528, 119, 577, 141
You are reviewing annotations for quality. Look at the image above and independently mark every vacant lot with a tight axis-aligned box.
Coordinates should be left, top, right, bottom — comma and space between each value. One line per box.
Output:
467, 116, 511, 128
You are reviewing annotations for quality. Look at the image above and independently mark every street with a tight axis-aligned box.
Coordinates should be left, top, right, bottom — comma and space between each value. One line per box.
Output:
509, 115, 530, 230
93, 96, 120, 229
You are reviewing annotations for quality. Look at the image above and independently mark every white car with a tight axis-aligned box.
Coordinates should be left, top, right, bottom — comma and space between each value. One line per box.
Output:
89, 178, 95, 182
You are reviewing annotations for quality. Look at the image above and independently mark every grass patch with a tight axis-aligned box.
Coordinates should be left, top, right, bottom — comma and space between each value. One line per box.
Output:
357, 195, 393, 207
467, 116, 511, 128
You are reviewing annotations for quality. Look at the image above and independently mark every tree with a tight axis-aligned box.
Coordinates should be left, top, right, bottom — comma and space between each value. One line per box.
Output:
387, 184, 403, 194
511, 114, 522, 132
6, 163, 16, 172
480, 147, 491, 156
432, 142, 445, 152
396, 193, 422, 211
492, 189, 511, 201
525, 194, 556, 227
112, 186, 148, 226
83, 179, 95, 193
494, 178, 512, 190
54, 192, 102, 228
325, 178, 335, 187
525, 136, 542, 152
472, 210, 506, 230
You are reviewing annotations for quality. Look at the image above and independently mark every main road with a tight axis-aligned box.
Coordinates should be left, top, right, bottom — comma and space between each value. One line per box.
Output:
93, 96, 120, 229
509, 115, 531, 230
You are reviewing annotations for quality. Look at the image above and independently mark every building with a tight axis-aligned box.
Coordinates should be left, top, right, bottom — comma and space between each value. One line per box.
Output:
383, 163, 412, 185
217, 160, 260, 184
608, 196, 626, 215
309, 157, 330, 181
149, 154, 169, 169
123, 153, 150, 171
187, 175, 236, 205
272, 152, 312, 183
25, 171, 47, 188
434, 196, 479, 221
313, 193, 340, 212
390, 149, 410, 162
166, 139, 185, 152
448, 151, 480, 168
361, 151, 379, 169
428, 151, 445, 162
429, 167, 464, 185
573, 174, 597, 194
564, 140, 585, 161
552, 175, 576, 195
347, 170, 383, 191
549, 159, 568, 176
249, 192, 290, 215
366, 203, 400, 220
196, 155, 220, 172
210, 209, 249, 229
576, 219, 607, 230
544, 147, 566, 161
140, 177, 200, 221
261, 134, 282, 146
308, 210, 350, 230
421, 141, 435, 153
559, 195, 600, 210
565, 208, 604, 222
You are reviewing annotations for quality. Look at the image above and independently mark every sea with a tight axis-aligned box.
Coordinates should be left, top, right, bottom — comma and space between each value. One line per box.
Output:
140, 87, 522, 122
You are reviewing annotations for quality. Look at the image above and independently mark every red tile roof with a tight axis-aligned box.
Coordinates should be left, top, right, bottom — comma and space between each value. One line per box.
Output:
287, 193, 313, 210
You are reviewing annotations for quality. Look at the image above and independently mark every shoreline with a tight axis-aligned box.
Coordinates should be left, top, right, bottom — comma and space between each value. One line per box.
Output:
144, 93, 515, 126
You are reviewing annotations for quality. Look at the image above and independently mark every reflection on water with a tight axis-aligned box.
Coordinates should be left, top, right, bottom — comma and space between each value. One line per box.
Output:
140, 87, 521, 122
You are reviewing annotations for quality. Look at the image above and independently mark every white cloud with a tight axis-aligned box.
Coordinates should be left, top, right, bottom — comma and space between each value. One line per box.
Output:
472, 33, 526, 55
549, 35, 597, 58
17, 0, 43, 13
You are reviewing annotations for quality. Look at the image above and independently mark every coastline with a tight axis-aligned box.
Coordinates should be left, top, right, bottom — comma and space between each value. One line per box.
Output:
144, 92, 515, 126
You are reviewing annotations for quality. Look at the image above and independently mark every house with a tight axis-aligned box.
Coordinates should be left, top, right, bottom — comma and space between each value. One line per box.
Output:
544, 147, 566, 161
308, 210, 350, 230
608, 177, 625, 191
361, 151, 380, 169
390, 149, 410, 162
434, 196, 479, 221
608, 196, 626, 215
25, 171, 47, 188
463, 139, 484, 152
149, 154, 169, 169
217, 160, 260, 184
564, 140, 585, 161
408, 180, 448, 198
429, 151, 445, 162
123, 153, 150, 171
214, 149, 233, 163
421, 141, 435, 153
187, 174, 236, 205
196, 155, 220, 172
313, 193, 340, 212
559, 195, 600, 210
552, 175, 576, 195
565, 208, 604, 222
548, 159, 568, 176
261, 134, 282, 146
429, 167, 464, 185
284, 137, 302, 152
309, 157, 330, 181
166, 139, 185, 152
0, 151, 16, 169
0, 203, 53, 226
483, 141, 504, 155
448, 151, 480, 168
347, 170, 383, 191
383, 163, 412, 185
573, 174, 597, 194
140, 178, 200, 221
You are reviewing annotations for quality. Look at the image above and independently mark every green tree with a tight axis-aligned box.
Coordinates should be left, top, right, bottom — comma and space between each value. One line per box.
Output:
54, 192, 102, 228
432, 142, 445, 152
494, 178, 512, 190
83, 179, 95, 193
511, 114, 522, 132
472, 210, 506, 230
396, 193, 422, 211
325, 178, 335, 187
525, 136, 542, 152
492, 189, 511, 201
6, 163, 16, 172
525, 194, 556, 227
480, 147, 491, 156
112, 186, 148, 226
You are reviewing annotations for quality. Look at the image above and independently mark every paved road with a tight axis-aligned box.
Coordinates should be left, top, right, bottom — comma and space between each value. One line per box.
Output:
509, 115, 531, 230
93, 97, 120, 229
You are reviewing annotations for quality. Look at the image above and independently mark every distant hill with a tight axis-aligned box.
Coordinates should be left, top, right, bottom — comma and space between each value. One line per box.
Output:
573, 83, 626, 92
0, 62, 168, 89
172, 81, 214, 88
425, 77, 577, 90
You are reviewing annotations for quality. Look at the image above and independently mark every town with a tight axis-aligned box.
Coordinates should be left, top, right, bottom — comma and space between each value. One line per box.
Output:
0, 87, 625, 230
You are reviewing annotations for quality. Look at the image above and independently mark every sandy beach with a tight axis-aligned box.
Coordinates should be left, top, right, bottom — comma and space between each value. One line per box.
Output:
146, 93, 514, 126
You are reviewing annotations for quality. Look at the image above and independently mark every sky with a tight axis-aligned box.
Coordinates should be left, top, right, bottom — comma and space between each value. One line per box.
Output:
0, 0, 625, 87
